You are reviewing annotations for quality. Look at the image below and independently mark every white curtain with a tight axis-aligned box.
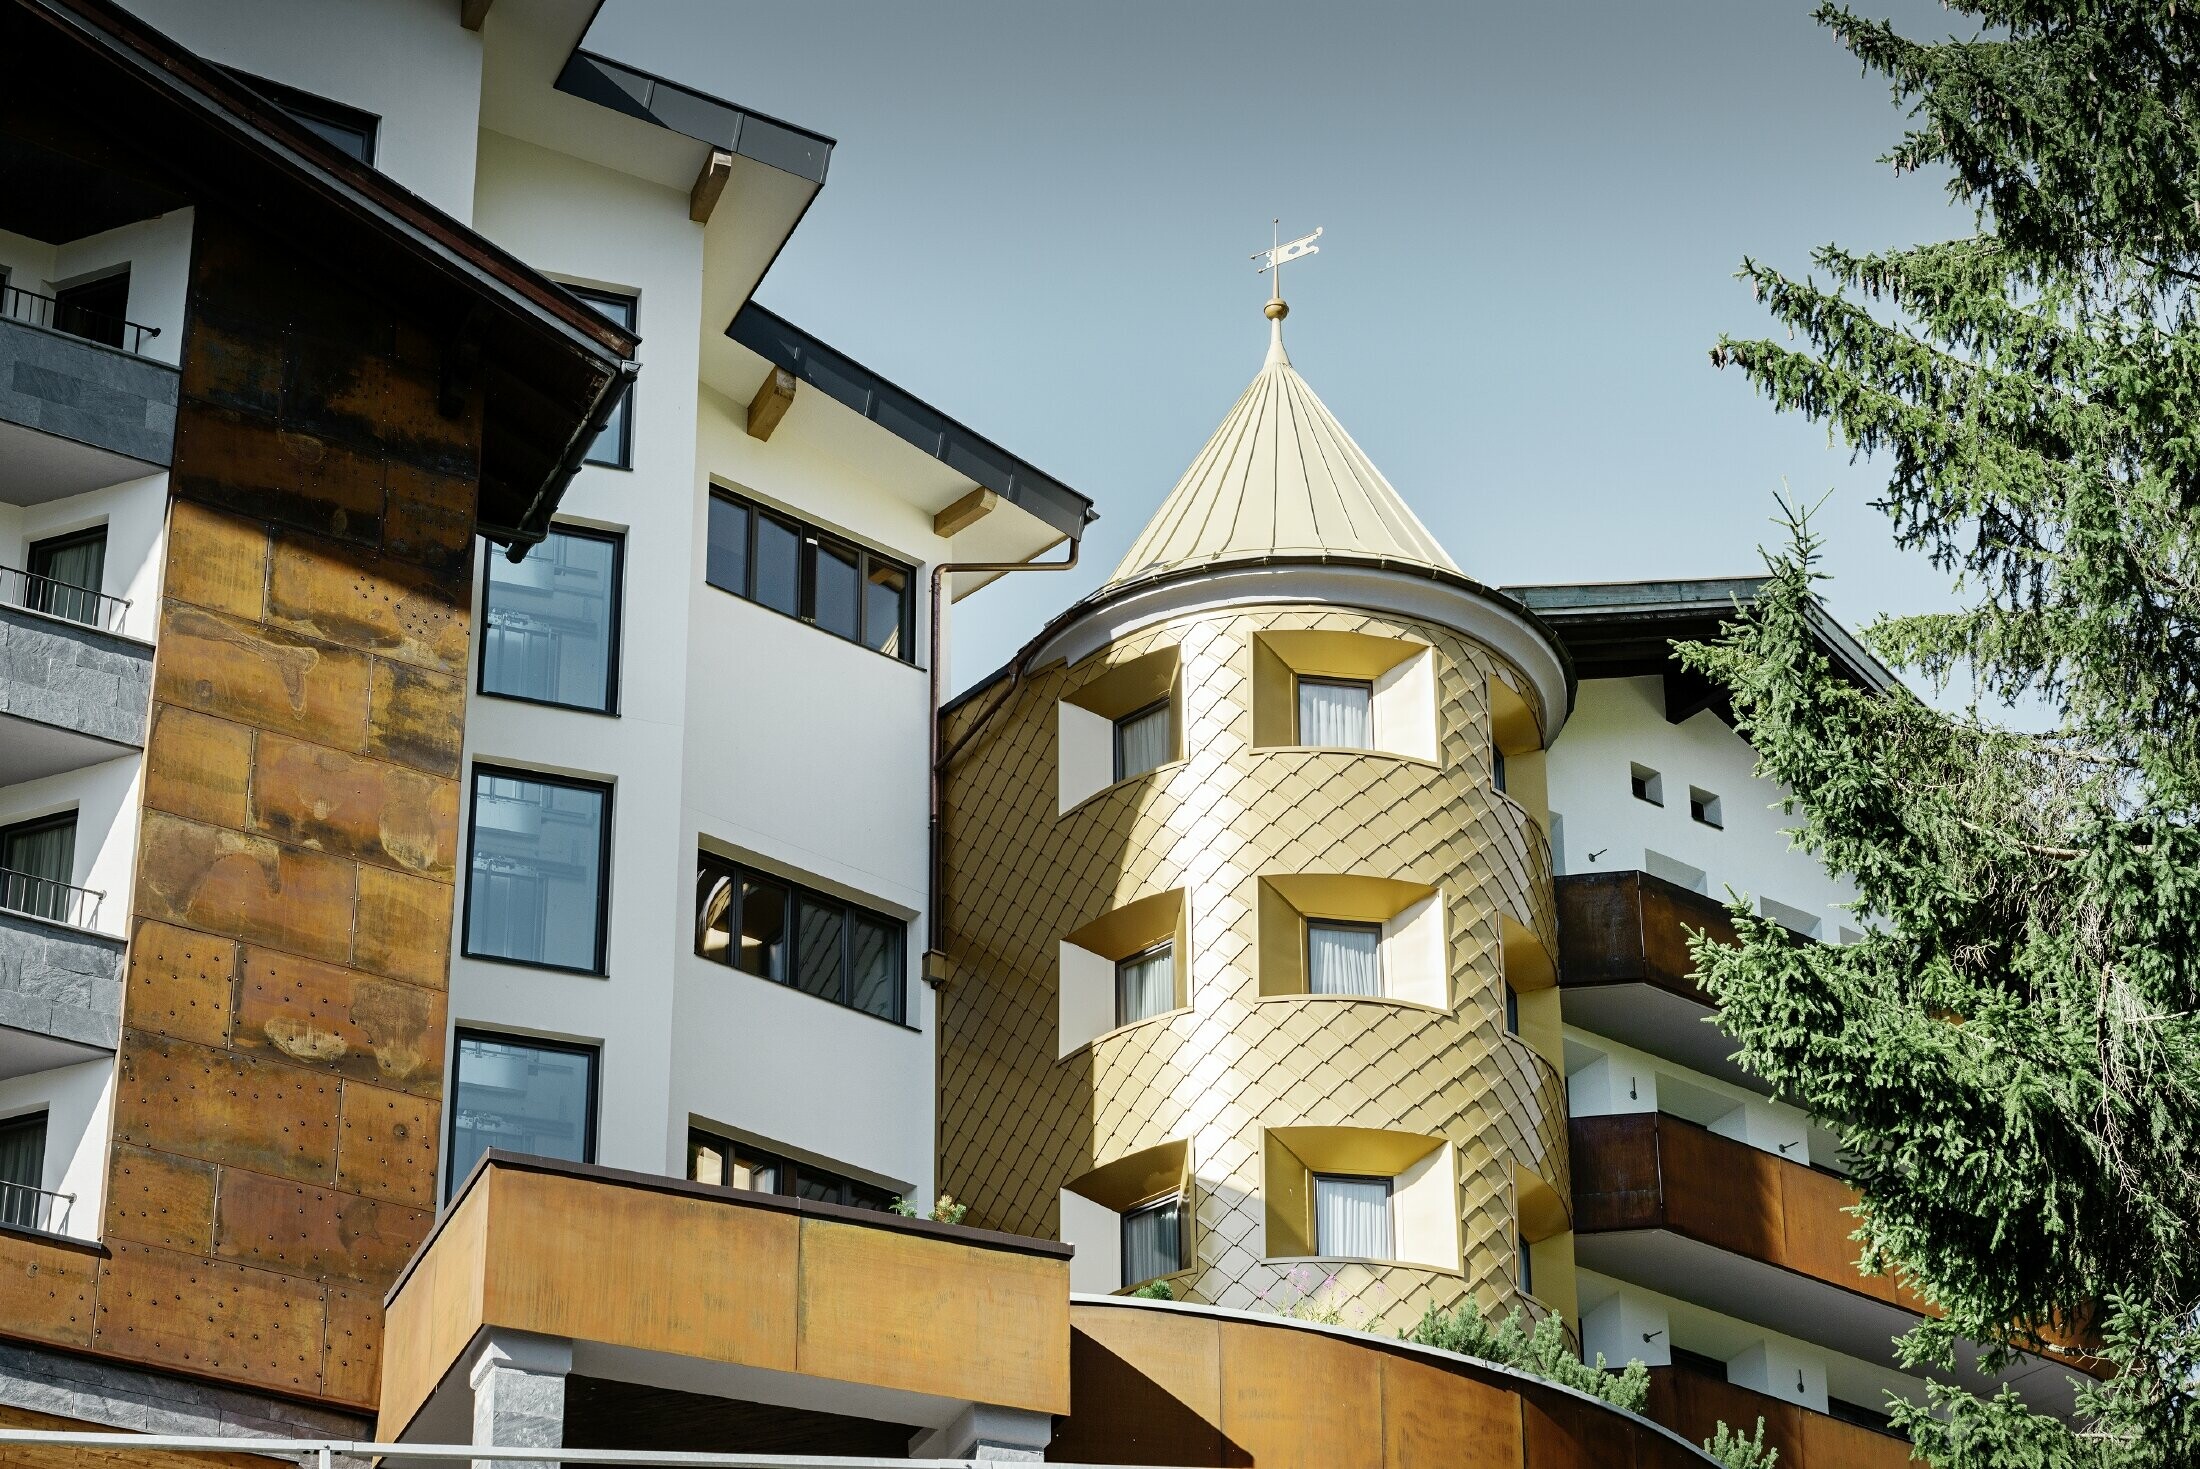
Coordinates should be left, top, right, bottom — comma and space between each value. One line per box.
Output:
1298, 679, 1372, 748
1307, 922, 1381, 997
1116, 943, 1175, 1025
1114, 703, 1171, 780
1121, 1197, 1183, 1285
1313, 1175, 1392, 1259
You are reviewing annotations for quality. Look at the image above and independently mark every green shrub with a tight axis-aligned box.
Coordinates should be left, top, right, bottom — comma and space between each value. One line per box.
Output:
1402, 1304, 1650, 1415
1703, 1417, 1777, 1469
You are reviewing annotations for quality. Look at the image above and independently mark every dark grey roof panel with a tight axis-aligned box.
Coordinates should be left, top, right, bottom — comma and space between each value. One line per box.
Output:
729, 301, 1096, 542
555, 50, 833, 185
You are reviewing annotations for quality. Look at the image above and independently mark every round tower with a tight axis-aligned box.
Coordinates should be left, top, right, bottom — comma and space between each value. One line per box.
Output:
939, 296, 1575, 1335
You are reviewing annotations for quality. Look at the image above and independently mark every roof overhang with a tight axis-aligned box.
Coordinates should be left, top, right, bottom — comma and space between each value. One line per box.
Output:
1506, 578, 1897, 725
9, 0, 639, 552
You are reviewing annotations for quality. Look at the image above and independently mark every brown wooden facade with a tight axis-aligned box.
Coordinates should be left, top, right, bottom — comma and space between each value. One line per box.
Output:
1645, 1367, 1915, 1469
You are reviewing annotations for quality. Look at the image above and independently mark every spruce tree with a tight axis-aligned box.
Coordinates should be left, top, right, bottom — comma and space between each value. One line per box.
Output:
1690, 5, 2200, 1465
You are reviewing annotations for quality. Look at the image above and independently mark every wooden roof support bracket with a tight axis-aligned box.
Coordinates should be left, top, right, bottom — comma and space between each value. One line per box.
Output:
934, 487, 999, 539
459, 0, 493, 30
746, 366, 797, 440
690, 149, 735, 224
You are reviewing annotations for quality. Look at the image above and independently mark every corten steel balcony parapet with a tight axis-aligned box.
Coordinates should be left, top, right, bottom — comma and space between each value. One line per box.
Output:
1556, 870, 1741, 1006
1572, 1111, 1925, 1314
380, 1153, 1074, 1442
1645, 1365, 1915, 1469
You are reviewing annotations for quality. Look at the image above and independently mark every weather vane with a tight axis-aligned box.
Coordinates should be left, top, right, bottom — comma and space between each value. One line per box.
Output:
1252, 220, 1321, 316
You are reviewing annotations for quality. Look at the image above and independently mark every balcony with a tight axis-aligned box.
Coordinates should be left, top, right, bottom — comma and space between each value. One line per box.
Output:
1573, 1112, 2083, 1417
381, 1154, 1073, 1457
1556, 870, 1755, 1086
1646, 1364, 1915, 1469
0, 288, 177, 504
0, 880, 123, 1065
0, 584, 152, 784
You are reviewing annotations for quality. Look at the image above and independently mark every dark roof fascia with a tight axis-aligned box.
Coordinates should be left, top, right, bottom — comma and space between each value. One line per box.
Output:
555, 48, 835, 186
731, 301, 1097, 543
1506, 577, 1899, 695
28, 0, 639, 368
944, 551, 1575, 719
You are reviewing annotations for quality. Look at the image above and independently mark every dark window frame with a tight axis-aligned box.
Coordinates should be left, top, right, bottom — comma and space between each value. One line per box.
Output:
1120, 1191, 1189, 1287
571, 288, 637, 470
1310, 1170, 1395, 1259
0, 811, 78, 924
694, 852, 908, 1026
445, 1029, 600, 1202
1111, 698, 1172, 782
24, 525, 109, 626
704, 489, 917, 665
1688, 786, 1723, 829
1294, 675, 1376, 748
685, 1124, 898, 1211
1304, 917, 1384, 998
476, 522, 627, 717
460, 764, 616, 977
1113, 938, 1176, 1028
227, 69, 379, 163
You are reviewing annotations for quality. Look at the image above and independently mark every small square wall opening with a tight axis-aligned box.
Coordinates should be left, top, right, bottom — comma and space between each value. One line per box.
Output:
1629, 763, 1663, 806
1688, 786, 1722, 828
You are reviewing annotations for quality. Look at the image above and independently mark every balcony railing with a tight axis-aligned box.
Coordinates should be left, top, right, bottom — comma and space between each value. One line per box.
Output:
1, 282, 162, 357
0, 564, 130, 634
0, 1178, 75, 1236
0, 868, 103, 930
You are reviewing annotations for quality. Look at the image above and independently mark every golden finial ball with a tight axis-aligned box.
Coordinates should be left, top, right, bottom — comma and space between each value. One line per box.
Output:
1264, 298, 1290, 320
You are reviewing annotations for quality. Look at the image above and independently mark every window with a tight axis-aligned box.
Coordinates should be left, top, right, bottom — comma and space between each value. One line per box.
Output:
572, 289, 636, 469
1121, 1195, 1187, 1286
1312, 1174, 1392, 1259
1688, 786, 1722, 828
24, 528, 106, 627
1517, 1226, 1534, 1295
696, 854, 905, 1024
226, 70, 378, 162
1629, 762, 1663, 806
1504, 982, 1520, 1035
52, 272, 129, 349
1115, 941, 1175, 1027
686, 1126, 897, 1211
1297, 677, 1374, 748
463, 768, 612, 974
1306, 920, 1382, 997
446, 1033, 596, 1199
0, 814, 76, 925
1492, 744, 1508, 793
1112, 699, 1171, 782
480, 525, 623, 713
705, 491, 914, 661
0, 1113, 46, 1231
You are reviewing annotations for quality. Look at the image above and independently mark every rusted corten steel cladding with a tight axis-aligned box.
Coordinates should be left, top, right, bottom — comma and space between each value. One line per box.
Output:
0, 0, 633, 1412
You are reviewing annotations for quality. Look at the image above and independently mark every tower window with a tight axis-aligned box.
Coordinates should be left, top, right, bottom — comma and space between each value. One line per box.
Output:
1115, 940, 1176, 1027
1689, 787, 1722, 828
1113, 700, 1172, 782
1306, 920, 1383, 997
1297, 677, 1374, 749
1312, 1173, 1393, 1259
1629, 763, 1664, 806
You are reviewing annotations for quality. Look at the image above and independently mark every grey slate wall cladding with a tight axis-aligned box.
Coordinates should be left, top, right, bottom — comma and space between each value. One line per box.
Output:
0, 314, 178, 465
0, 910, 122, 1050
0, 604, 152, 748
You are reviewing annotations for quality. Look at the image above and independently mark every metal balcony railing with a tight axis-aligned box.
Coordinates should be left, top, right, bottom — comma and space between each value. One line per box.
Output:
1, 282, 162, 356
0, 563, 130, 633
0, 867, 102, 929
0, 1178, 74, 1235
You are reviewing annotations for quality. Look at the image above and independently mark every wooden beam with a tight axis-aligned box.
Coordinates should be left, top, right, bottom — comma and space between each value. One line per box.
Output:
932, 487, 998, 539
745, 367, 797, 441
459, 0, 493, 30
689, 149, 735, 224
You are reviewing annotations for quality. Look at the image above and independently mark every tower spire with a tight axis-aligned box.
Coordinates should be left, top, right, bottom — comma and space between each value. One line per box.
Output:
1252, 221, 1321, 365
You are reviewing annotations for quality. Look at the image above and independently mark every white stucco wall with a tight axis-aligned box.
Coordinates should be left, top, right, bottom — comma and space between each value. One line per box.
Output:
1546, 675, 1860, 939
117, 0, 483, 220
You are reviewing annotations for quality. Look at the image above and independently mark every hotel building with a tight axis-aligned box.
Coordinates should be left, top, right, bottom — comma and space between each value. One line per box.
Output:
0, 0, 2086, 1465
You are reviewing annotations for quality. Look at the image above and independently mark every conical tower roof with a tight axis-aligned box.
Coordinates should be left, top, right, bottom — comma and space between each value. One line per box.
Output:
1108, 309, 1457, 585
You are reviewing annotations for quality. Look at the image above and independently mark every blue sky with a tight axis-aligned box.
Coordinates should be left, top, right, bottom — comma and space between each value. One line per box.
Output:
601, 0, 1971, 691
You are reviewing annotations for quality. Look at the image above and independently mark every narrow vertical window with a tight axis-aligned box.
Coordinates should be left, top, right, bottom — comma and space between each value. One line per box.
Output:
1121, 1195, 1187, 1286
463, 768, 612, 974
24, 528, 107, 627
1306, 920, 1382, 997
480, 525, 623, 713
571, 288, 636, 468
1492, 744, 1508, 793
0, 814, 77, 925
447, 1033, 596, 1199
1114, 940, 1176, 1027
1113, 700, 1172, 782
0, 1112, 47, 1231
1312, 1174, 1392, 1259
1297, 677, 1374, 748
